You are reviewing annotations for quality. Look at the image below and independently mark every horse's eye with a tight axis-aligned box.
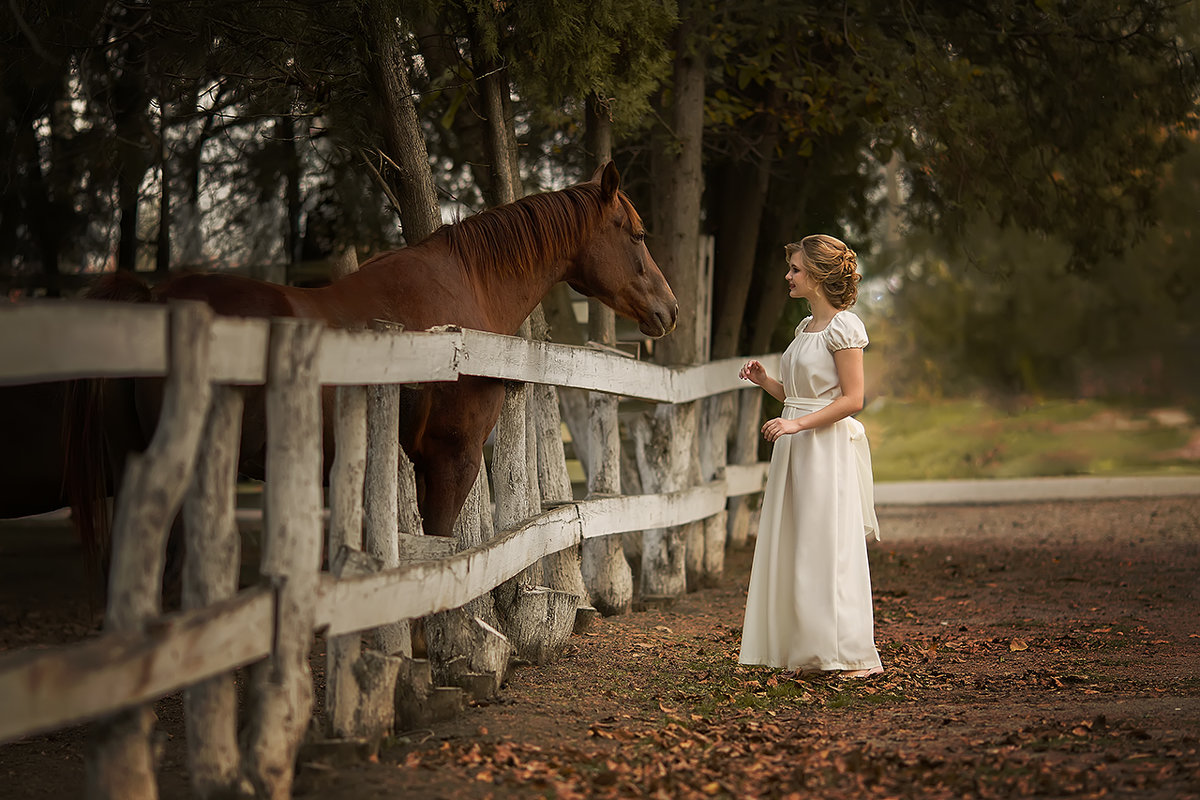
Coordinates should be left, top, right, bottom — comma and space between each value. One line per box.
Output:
632, 231, 646, 244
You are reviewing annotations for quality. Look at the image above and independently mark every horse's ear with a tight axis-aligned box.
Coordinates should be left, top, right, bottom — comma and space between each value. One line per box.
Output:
594, 161, 620, 201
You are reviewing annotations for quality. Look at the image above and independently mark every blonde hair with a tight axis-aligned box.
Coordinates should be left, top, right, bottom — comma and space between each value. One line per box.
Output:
784, 234, 860, 309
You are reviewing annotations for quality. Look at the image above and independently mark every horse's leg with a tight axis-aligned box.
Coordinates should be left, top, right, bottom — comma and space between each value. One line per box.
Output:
413, 380, 505, 538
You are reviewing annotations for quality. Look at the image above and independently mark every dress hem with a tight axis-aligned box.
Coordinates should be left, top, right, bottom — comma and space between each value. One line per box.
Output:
737, 655, 882, 672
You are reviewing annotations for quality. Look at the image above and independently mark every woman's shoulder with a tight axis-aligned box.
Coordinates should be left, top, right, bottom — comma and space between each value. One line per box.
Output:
825, 309, 869, 351
794, 316, 814, 337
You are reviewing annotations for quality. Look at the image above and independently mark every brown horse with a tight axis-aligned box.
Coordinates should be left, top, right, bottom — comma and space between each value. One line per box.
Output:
68, 162, 676, 551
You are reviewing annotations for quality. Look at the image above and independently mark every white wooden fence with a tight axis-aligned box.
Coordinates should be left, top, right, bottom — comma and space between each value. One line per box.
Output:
0, 300, 778, 798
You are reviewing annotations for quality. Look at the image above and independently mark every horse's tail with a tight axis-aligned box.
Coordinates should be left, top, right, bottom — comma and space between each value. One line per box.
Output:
64, 271, 155, 588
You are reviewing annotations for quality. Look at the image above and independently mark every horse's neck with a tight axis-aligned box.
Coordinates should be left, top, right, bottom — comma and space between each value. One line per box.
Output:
340, 247, 567, 334
472, 261, 567, 334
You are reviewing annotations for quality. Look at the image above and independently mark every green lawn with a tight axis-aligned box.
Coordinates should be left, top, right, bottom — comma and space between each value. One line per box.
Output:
858, 397, 1200, 481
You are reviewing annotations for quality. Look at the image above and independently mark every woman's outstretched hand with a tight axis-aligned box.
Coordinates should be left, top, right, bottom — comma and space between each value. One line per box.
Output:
740, 360, 767, 386
761, 417, 802, 442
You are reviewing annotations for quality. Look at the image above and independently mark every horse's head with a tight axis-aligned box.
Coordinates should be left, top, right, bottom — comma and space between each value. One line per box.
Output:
567, 163, 678, 338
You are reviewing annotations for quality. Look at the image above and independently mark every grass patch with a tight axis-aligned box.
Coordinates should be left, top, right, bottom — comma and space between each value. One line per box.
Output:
860, 397, 1200, 481
677, 659, 909, 715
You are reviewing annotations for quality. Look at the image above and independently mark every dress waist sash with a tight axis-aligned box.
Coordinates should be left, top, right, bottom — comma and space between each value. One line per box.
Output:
783, 397, 880, 541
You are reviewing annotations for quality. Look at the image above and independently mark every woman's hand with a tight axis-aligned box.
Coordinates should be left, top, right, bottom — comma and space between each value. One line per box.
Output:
761, 417, 803, 442
739, 360, 768, 386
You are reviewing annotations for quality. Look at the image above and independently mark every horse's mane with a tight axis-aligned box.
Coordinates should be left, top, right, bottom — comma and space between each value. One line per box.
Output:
428, 183, 635, 278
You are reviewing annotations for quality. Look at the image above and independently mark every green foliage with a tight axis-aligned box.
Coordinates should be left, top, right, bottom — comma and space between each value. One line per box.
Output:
873, 130, 1200, 398
875, 2, 1198, 273
695, 0, 1198, 379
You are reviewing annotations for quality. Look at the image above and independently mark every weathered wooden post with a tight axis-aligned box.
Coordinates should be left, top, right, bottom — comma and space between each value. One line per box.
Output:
325, 383, 372, 738
694, 391, 733, 587
321, 250, 404, 749
528, 308, 590, 622
632, 402, 698, 607
86, 302, 213, 800
182, 384, 252, 799
241, 318, 324, 799
580, 299, 634, 616
364, 327, 410, 658
424, 464, 511, 701
491, 315, 581, 663
727, 388, 763, 548
490, 374, 542, 654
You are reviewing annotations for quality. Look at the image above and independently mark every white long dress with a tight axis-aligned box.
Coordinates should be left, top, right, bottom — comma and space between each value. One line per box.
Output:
738, 310, 882, 672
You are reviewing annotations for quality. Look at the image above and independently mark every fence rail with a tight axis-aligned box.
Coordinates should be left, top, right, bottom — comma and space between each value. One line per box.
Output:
0, 299, 776, 792
0, 301, 777, 400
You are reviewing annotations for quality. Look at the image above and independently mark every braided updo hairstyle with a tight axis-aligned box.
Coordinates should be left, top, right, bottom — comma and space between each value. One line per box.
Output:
784, 234, 861, 309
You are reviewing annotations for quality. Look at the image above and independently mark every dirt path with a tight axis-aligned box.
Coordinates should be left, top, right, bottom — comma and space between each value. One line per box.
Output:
2, 497, 1198, 799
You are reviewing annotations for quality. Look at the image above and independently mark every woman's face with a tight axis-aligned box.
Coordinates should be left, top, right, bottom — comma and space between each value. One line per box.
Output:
786, 253, 813, 299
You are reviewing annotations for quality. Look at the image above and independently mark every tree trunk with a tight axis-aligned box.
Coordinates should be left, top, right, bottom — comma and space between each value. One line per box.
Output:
651, 11, 706, 370
747, 176, 808, 355
16, 119, 61, 296
475, 48, 518, 206
155, 87, 171, 275
361, 1, 441, 244
279, 112, 303, 269
175, 86, 213, 268
580, 93, 633, 615
732, 179, 807, 546
710, 128, 777, 359
638, 9, 707, 605
113, 46, 150, 273
410, 16, 495, 204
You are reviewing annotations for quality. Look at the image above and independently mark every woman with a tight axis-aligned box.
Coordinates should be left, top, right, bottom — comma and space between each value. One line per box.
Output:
738, 234, 883, 678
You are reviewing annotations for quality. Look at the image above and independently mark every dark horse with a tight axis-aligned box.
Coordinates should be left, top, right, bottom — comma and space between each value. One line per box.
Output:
54, 162, 675, 562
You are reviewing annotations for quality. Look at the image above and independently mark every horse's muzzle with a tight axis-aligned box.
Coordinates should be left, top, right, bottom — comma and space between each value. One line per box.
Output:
640, 304, 678, 337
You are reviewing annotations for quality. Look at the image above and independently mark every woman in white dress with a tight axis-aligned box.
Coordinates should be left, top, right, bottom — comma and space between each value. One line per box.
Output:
737, 234, 883, 678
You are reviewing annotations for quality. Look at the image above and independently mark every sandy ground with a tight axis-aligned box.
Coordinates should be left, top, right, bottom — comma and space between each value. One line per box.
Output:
1, 496, 1198, 799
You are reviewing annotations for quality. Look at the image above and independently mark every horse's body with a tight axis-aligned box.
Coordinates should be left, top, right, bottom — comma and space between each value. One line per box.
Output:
62, 163, 675, 548
0, 382, 72, 517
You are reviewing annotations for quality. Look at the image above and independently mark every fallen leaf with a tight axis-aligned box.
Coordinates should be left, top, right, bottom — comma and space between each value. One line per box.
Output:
1010, 639, 1029, 652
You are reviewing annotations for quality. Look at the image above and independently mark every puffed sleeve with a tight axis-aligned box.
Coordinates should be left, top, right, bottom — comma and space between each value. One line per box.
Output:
826, 311, 869, 351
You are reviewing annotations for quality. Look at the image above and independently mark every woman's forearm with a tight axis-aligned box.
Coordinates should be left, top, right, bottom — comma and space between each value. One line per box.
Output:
795, 394, 863, 431
759, 376, 785, 403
